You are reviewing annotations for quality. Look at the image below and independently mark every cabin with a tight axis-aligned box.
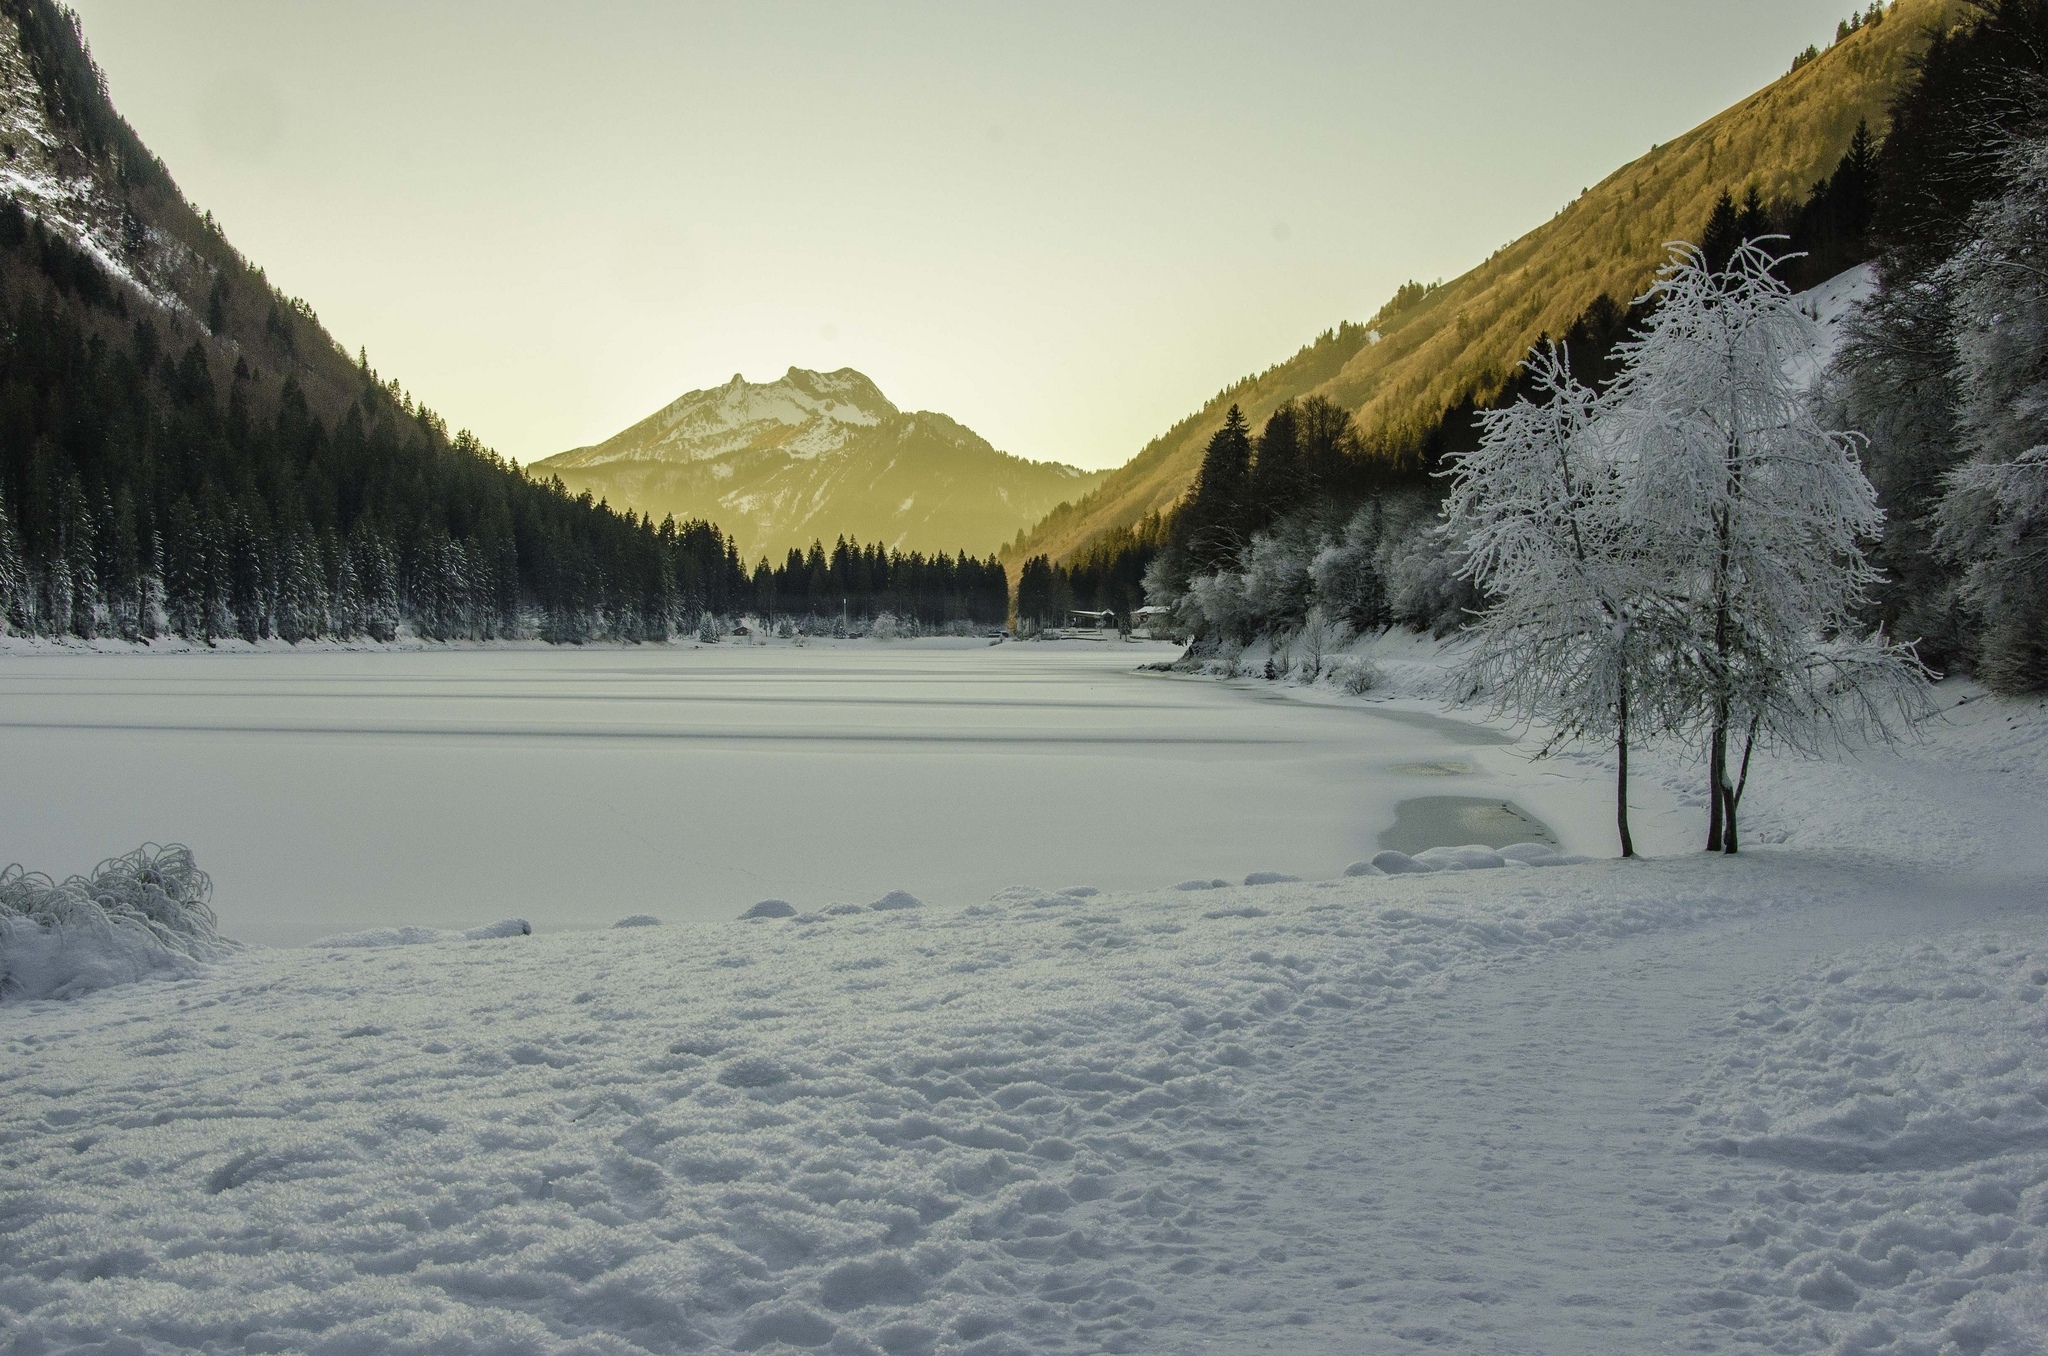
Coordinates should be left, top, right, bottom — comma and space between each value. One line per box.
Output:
1067, 609, 1117, 631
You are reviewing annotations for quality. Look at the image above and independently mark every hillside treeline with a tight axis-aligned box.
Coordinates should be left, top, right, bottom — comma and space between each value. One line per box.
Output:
0, 222, 1010, 642
0, 0, 1007, 646
0, 204, 748, 644
1024, 118, 1881, 639
1097, 2, 2048, 695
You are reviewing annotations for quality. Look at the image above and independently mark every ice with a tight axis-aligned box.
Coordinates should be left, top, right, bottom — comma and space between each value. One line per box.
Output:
0, 642, 1602, 945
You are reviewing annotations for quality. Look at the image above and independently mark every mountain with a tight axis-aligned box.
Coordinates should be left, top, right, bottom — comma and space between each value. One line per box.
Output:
533, 369, 1102, 561
0, 0, 776, 644
1004, 0, 1969, 569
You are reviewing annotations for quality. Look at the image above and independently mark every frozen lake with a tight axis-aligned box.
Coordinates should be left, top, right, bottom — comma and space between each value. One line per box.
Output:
0, 640, 1579, 945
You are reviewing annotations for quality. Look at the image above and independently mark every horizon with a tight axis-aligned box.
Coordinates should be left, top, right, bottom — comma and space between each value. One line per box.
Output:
69, 0, 1861, 471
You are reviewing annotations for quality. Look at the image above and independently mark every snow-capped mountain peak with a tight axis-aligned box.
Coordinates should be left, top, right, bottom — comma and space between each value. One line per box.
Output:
560, 367, 901, 470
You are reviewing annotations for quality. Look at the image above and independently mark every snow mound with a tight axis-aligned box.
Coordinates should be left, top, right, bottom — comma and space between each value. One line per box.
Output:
1242, 871, 1301, 886
313, 919, 531, 949
1415, 845, 1508, 871
868, 890, 924, 912
0, 844, 233, 1000
612, 915, 662, 928
740, 899, 797, 920
1370, 844, 1587, 876
1175, 878, 1230, 891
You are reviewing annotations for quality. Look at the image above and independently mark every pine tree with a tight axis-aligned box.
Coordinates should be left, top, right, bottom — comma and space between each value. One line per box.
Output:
1185, 405, 1253, 570
0, 485, 27, 633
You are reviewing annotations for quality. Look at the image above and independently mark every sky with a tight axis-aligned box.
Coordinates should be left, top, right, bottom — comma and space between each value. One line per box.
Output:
69, 1, 1862, 471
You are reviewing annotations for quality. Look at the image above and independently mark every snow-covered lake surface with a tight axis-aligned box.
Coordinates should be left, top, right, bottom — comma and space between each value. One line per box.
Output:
0, 640, 1595, 946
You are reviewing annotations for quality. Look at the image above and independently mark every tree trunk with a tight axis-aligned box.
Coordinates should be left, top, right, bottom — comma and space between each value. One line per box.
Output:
1706, 717, 1727, 852
1616, 676, 1636, 858
1723, 717, 1758, 856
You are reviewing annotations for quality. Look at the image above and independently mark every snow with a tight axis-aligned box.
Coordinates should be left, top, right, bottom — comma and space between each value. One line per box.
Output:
2, 639, 2046, 1350
566, 369, 897, 469
0, 11, 187, 314
1791, 261, 1877, 388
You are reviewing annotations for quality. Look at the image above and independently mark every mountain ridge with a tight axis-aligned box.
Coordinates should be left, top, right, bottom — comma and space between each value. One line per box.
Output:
1003, 0, 1970, 570
534, 366, 1102, 561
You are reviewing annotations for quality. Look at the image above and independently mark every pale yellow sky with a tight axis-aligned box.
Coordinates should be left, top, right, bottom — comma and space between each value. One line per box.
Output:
71, 1, 1858, 470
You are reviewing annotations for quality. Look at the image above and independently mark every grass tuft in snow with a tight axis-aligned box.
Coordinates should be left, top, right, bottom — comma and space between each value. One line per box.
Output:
0, 844, 235, 1000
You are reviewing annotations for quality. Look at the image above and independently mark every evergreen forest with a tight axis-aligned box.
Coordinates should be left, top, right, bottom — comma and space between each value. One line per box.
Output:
0, 0, 1006, 645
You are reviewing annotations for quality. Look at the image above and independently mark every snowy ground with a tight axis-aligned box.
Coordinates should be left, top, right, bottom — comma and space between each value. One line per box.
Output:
3, 645, 2047, 1353
0, 639, 1623, 946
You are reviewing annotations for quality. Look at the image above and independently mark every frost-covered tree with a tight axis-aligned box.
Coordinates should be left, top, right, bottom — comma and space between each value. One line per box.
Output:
1310, 502, 1390, 632
1449, 344, 1665, 857
1934, 134, 2048, 690
1607, 242, 1928, 851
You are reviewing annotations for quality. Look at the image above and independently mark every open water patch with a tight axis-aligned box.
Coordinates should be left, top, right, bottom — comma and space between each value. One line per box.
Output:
1379, 796, 1556, 854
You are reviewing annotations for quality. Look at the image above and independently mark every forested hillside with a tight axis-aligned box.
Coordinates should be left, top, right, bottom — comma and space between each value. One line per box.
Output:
1069, 0, 2048, 698
0, 0, 1008, 642
1004, 0, 1966, 574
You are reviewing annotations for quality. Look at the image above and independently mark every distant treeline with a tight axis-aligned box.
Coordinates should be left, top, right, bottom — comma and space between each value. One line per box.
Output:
751, 538, 1009, 631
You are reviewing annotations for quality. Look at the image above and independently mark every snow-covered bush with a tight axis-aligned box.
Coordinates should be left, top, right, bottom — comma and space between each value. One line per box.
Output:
0, 844, 236, 1000
869, 611, 905, 640
1330, 655, 1382, 694
1377, 509, 1474, 636
1293, 606, 1349, 680
1238, 530, 1316, 630
1183, 568, 1251, 640
1310, 506, 1390, 632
